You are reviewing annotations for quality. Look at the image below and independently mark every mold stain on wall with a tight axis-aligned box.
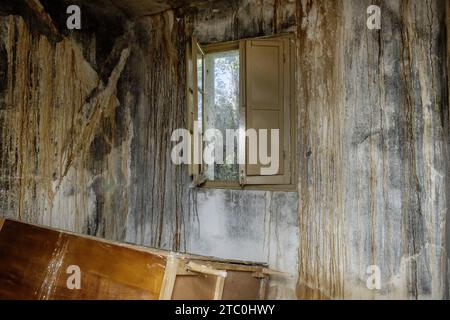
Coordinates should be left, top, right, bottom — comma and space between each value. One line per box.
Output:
0, 14, 131, 239
122, 11, 190, 251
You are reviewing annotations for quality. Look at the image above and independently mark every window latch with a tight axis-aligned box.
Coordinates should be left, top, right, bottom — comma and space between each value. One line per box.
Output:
239, 170, 246, 187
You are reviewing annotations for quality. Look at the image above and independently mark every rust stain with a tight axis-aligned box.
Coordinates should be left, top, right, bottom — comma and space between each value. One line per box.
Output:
0, 15, 130, 238
296, 0, 346, 300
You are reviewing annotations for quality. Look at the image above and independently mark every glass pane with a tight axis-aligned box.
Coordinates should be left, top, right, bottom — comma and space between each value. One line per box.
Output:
203, 50, 240, 182
198, 91, 203, 131
197, 48, 203, 91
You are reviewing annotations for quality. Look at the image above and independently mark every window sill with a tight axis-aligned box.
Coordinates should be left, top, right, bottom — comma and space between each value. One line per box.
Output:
199, 181, 297, 192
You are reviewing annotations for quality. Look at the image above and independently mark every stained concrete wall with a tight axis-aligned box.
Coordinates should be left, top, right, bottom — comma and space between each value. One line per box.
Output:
185, 189, 299, 299
0, 0, 449, 300
297, 0, 449, 299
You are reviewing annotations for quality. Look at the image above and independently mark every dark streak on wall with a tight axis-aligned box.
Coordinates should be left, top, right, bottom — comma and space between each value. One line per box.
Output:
121, 12, 189, 250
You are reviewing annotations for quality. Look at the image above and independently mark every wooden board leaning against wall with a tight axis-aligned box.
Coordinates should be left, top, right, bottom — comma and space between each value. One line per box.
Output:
0, 218, 285, 300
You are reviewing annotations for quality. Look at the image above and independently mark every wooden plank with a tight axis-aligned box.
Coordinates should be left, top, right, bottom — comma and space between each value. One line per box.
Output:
4, 218, 266, 269
185, 261, 227, 278
159, 255, 178, 300
252, 268, 289, 277
213, 276, 225, 300
251, 272, 266, 278
187, 259, 265, 273
0, 219, 271, 300
259, 277, 268, 300
176, 267, 198, 276
0, 218, 4, 231
0, 220, 166, 299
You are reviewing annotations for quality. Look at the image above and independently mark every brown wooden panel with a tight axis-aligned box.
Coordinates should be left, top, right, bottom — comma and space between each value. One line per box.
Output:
0, 220, 61, 299
0, 220, 166, 300
172, 274, 217, 300
222, 271, 261, 300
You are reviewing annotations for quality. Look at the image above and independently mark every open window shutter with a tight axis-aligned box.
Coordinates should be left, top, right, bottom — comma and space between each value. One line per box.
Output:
243, 38, 291, 185
186, 37, 204, 177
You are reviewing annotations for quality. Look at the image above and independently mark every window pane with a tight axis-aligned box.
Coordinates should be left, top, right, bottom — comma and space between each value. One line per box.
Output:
203, 50, 240, 182
198, 91, 203, 131
197, 49, 203, 91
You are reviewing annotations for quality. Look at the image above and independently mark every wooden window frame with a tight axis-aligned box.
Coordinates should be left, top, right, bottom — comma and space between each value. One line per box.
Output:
187, 34, 297, 192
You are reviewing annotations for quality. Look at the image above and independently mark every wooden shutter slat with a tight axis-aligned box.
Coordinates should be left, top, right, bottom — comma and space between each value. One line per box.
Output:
244, 38, 292, 185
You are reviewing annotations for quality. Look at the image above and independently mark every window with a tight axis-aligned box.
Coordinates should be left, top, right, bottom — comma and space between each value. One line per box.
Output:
203, 49, 240, 182
186, 35, 295, 189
